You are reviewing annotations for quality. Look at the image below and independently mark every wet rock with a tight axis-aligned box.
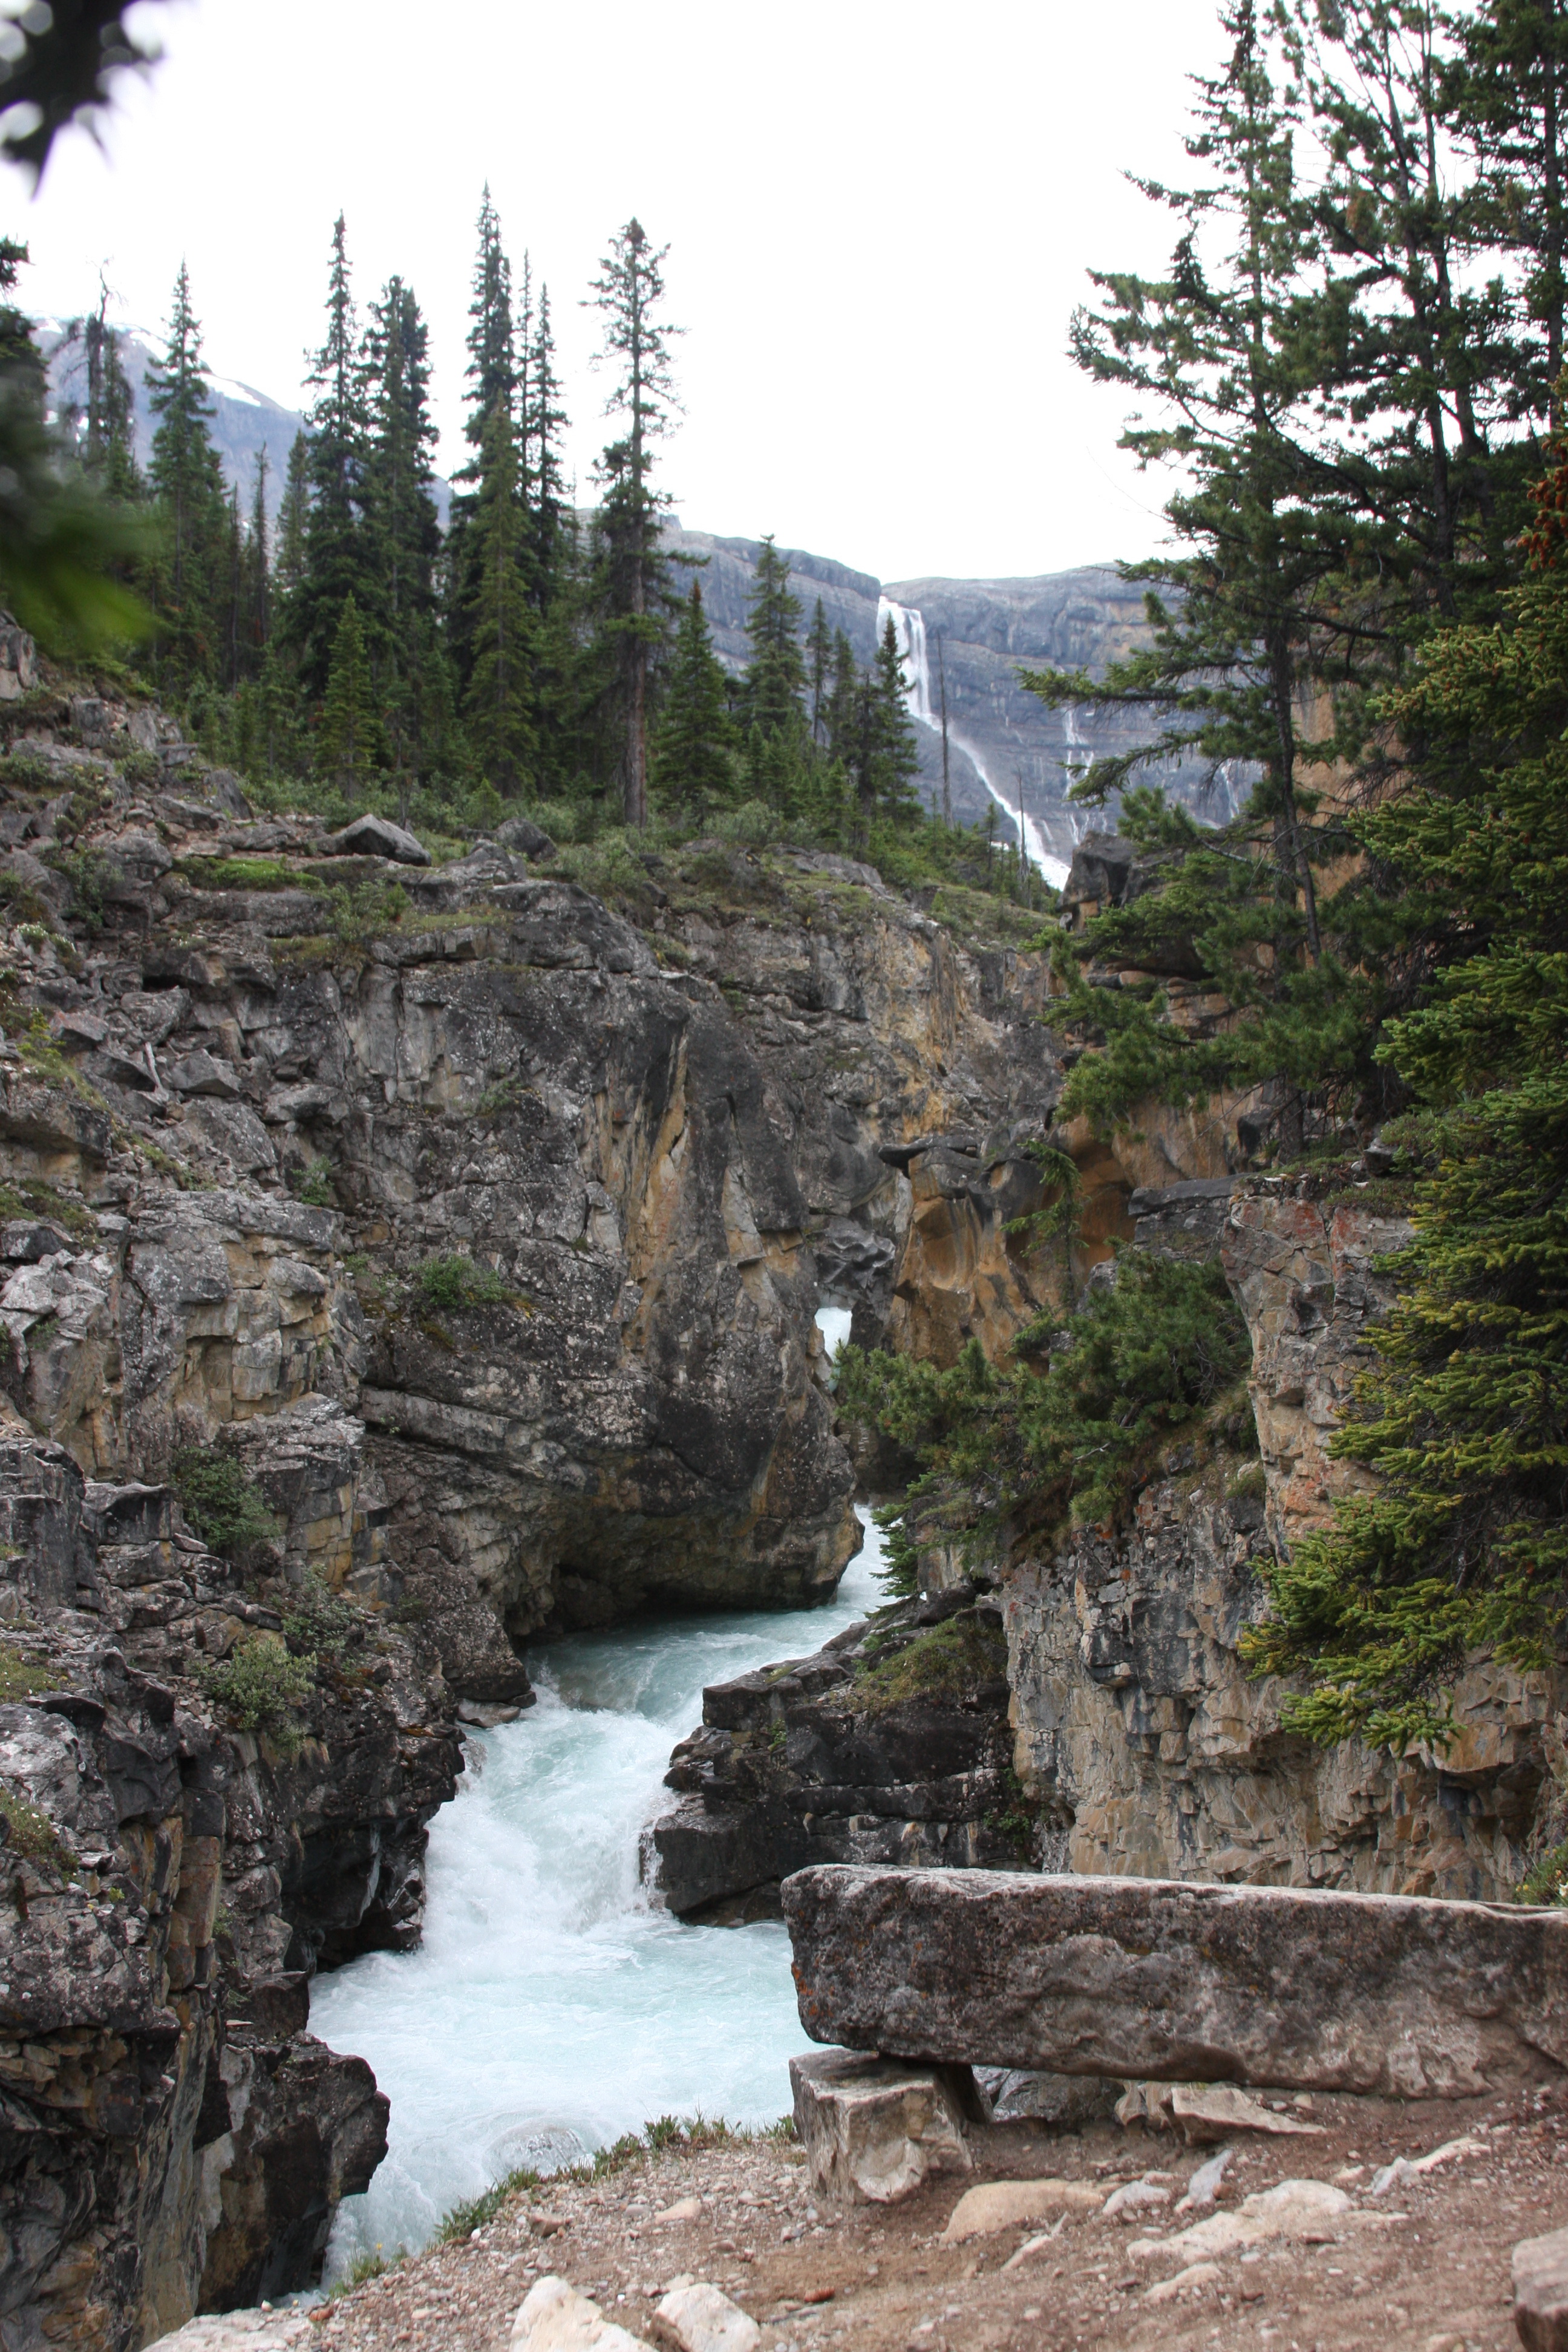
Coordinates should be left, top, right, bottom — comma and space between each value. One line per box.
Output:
1514, 2226, 1568, 2351
647, 1604, 1015, 1918
789, 2048, 972, 2205
784, 1863, 1568, 2096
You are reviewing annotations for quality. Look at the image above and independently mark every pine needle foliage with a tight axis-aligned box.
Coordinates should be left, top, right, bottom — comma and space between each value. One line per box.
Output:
1244, 441, 1568, 1751
836, 1253, 1248, 1543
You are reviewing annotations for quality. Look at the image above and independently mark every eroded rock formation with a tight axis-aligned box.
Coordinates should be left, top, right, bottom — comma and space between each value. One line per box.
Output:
0, 659, 1083, 2341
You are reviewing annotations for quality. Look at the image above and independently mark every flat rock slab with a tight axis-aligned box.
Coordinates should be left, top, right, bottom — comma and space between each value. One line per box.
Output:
1515, 2228, 1568, 2351
151, 2317, 312, 2352
783, 1864, 1568, 2097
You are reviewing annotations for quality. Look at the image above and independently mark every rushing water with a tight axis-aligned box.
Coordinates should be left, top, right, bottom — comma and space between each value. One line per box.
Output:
313, 1310, 878, 2276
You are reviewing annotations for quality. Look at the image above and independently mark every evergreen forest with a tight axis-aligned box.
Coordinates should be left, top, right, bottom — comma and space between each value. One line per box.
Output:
17, 199, 997, 893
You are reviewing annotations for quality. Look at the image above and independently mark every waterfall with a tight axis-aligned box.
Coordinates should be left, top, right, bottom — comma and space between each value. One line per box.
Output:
876, 597, 1071, 889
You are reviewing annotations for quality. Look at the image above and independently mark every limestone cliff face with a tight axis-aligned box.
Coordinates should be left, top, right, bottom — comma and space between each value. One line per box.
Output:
1003, 1175, 1557, 1902
0, 661, 1080, 2342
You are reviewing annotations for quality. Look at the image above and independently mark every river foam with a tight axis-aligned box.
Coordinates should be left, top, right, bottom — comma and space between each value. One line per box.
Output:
313, 1370, 884, 2274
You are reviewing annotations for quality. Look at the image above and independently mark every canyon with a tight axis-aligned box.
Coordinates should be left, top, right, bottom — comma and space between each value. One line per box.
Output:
0, 642, 1555, 2349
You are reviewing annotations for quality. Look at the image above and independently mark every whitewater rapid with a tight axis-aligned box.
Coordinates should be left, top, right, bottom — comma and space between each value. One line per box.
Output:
313, 1311, 879, 2275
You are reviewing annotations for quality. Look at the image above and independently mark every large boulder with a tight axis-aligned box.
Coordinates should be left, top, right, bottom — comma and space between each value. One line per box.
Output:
322, 813, 431, 865
783, 1863, 1568, 2097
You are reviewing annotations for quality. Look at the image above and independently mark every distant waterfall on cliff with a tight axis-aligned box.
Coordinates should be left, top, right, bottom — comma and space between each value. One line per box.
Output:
876, 598, 1071, 887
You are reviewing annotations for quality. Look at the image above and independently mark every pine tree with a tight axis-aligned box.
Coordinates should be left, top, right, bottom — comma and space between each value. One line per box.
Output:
365, 275, 442, 779
1449, 0, 1568, 423
740, 537, 805, 732
806, 598, 833, 745
293, 215, 373, 699
462, 396, 535, 794
315, 593, 379, 795
275, 431, 309, 606
463, 189, 515, 446
825, 629, 860, 765
245, 449, 270, 670
587, 218, 681, 827
447, 190, 520, 699
653, 583, 735, 815
146, 260, 227, 687
1244, 431, 1568, 1749
526, 284, 570, 612
870, 613, 922, 822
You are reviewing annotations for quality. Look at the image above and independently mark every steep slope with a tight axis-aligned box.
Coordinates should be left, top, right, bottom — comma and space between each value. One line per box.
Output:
0, 639, 1097, 2343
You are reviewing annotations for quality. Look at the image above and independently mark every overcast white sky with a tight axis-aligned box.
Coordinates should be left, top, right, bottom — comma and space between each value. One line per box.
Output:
5, 0, 1224, 585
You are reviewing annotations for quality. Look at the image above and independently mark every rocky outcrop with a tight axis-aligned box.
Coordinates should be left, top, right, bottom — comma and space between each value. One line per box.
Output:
0, 655, 1097, 2339
0, 1429, 459, 2347
644, 1592, 1017, 1919
783, 1863, 1568, 2096
1003, 1174, 1559, 1901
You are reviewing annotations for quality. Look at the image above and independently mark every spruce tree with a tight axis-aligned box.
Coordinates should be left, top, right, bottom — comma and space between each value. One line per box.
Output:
275, 431, 309, 606
806, 598, 832, 745
653, 582, 735, 815
365, 275, 442, 780
315, 592, 378, 796
293, 214, 374, 700
1244, 433, 1568, 1749
870, 613, 922, 822
146, 260, 227, 687
740, 537, 805, 733
1449, 0, 1568, 423
447, 190, 520, 699
462, 396, 535, 795
244, 450, 269, 671
587, 218, 681, 827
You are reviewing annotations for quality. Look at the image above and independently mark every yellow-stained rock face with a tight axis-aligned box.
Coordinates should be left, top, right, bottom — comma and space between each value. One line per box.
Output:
1000, 1178, 1563, 1902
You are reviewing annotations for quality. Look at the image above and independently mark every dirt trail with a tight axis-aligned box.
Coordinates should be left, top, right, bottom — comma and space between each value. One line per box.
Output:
308, 2081, 1568, 2351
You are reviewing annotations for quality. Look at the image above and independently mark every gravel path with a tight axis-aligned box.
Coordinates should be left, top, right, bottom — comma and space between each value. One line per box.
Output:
305, 2082, 1568, 2351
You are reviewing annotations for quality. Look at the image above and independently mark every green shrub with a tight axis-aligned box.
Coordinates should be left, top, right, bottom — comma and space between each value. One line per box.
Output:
170, 1447, 279, 1557
1518, 1840, 1568, 1906
434, 2163, 543, 2243
281, 1572, 364, 1667
852, 1613, 1008, 1714
0, 1780, 71, 1870
194, 1633, 315, 1755
325, 878, 409, 945
295, 1157, 336, 1207
836, 1251, 1249, 1545
0, 1644, 60, 1701
871, 1505, 920, 1600
414, 1253, 519, 1310
175, 855, 320, 893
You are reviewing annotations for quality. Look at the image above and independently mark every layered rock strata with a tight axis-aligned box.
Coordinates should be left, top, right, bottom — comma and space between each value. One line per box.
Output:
0, 1439, 458, 2347
1004, 1175, 1560, 1901
645, 1591, 1017, 1919
0, 661, 1089, 2339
